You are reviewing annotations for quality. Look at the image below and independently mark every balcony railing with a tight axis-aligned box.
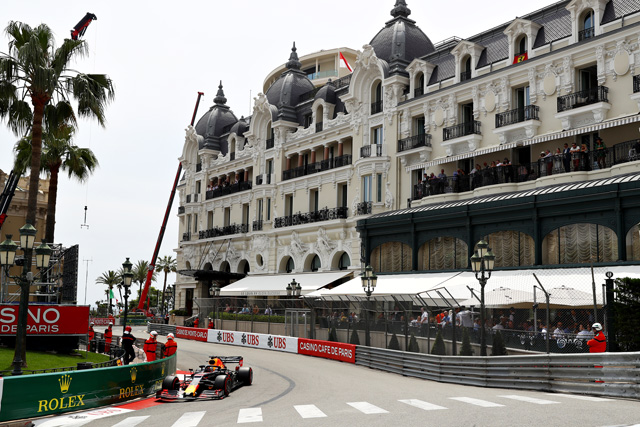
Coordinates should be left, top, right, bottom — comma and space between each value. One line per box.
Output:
371, 100, 383, 115
443, 121, 481, 141
316, 122, 323, 132
281, 154, 352, 181
414, 87, 424, 97
198, 223, 249, 239
307, 69, 339, 80
411, 138, 640, 201
634, 75, 640, 93
252, 220, 263, 231
196, 163, 202, 172
178, 206, 185, 214
182, 232, 191, 242
360, 145, 383, 158
495, 105, 540, 128
230, 152, 236, 161
557, 86, 608, 112
397, 134, 432, 153
578, 27, 594, 41
274, 206, 348, 228
205, 181, 252, 200
266, 137, 274, 149
460, 71, 471, 81
356, 201, 372, 215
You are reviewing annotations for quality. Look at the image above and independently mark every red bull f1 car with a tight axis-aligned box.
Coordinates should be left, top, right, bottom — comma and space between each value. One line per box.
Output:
156, 356, 253, 400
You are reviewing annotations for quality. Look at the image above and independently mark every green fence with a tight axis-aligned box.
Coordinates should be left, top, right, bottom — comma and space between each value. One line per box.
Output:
0, 355, 176, 422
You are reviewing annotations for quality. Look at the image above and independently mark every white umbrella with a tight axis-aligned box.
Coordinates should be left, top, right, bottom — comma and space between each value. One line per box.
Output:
460, 286, 535, 308
547, 285, 597, 307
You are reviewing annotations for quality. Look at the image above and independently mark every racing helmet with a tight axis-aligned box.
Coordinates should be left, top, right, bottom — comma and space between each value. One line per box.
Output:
90, 322, 94, 326
167, 333, 174, 339
108, 321, 113, 326
209, 357, 225, 369
592, 322, 603, 331
150, 330, 158, 335
125, 326, 132, 332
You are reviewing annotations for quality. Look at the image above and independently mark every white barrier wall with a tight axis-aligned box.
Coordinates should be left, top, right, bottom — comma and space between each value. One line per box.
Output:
206, 329, 298, 354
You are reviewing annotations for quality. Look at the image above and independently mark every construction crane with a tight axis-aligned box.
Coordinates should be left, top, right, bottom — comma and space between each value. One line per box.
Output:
137, 92, 205, 314
0, 170, 20, 232
71, 13, 97, 40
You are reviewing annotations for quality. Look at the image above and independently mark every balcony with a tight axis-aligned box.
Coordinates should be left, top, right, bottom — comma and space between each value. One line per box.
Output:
495, 105, 539, 128
414, 87, 424, 98
578, 27, 594, 42
397, 134, 432, 152
255, 173, 273, 185
316, 122, 323, 132
186, 194, 199, 203
230, 152, 236, 161
460, 71, 471, 82
371, 100, 383, 115
356, 201, 372, 215
555, 86, 610, 130
281, 154, 352, 181
443, 121, 481, 141
360, 145, 383, 158
182, 232, 191, 242
252, 220, 263, 231
178, 206, 185, 215
442, 121, 482, 156
198, 223, 249, 239
634, 75, 640, 93
266, 137, 274, 149
274, 206, 348, 228
205, 181, 252, 200
493, 105, 541, 144
196, 163, 202, 172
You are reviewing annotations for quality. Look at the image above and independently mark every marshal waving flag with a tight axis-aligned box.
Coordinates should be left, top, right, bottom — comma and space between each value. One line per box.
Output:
339, 52, 352, 72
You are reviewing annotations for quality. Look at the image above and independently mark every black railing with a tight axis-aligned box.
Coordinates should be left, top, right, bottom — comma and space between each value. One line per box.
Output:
316, 122, 323, 132
371, 100, 383, 114
198, 223, 248, 239
274, 206, 348, 228
281, 154, 352, 181
205, 181, 252, 200
460, 71, 471, 81
578, 27, 594, 41
397, 134, 432, 152
634, 75, 640, 93
411, 139, 640, 201
182, 232, 191, 241
256, 175, 263, 185
557, 86, 608, 112
196, 163, 202, 172
330, 74, 352, 90
443, 121, 481, 141
252, 220, 263, 231
495, 105, 540, 128
266, 137, 274, 149
186, 194, 191, 203
360, 145, 383, 158
356, 201, 372, 215
178, 206, 185, 214
230, 152, 236, 161
414, 87, 424, 97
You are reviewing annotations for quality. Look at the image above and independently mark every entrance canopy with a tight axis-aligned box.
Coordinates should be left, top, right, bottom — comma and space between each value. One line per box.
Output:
219, 271, 352, 296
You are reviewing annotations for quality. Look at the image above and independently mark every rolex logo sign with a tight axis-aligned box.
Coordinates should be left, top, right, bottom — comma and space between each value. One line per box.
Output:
130, 367, 137, 383
58, 374, 72, 393
162, 362, 165, 376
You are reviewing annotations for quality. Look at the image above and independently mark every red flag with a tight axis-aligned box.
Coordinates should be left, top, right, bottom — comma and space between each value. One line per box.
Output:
339, 52, 352, 72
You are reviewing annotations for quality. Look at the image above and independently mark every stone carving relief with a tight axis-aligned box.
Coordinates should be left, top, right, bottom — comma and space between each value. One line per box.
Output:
528, 67, 538, 104
356, 44, 377, 70
384, 182, 394, 209
290, 231, 307, 260
562, 55, 574, 94
316, 227, 336, 256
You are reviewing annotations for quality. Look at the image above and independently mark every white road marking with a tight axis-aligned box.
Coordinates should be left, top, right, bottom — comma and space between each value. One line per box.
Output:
347, 401, 389, 414
499, 395, 559, 405
398, 399, 447, 411
449, 397, 504, 407
546, 393, 611, 402
111, 416, 150, 427
238, 408, 263, 423
294, 404, 327, 418
34, 407, 134, 426
170, 411, 206, 427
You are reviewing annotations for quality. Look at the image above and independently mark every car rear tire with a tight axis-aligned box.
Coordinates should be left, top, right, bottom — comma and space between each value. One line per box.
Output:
238, 367, 253, 385
162, 375, 179, 390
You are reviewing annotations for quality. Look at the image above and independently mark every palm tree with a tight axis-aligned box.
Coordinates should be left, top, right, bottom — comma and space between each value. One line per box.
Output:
14, 124, 99, 244
132, 260, 157, 310
0, 21, 114, 368
156, 255, 177, 316
96, 270, 120, 316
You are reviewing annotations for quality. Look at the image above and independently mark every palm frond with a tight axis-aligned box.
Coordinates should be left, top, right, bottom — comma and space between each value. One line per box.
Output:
70, 73, 115, 127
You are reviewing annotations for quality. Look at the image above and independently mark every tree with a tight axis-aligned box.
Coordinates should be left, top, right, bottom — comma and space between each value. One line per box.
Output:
460, 327, 474, 356
132, 259, 157, 303
388, 333, 400, 350
156, 255, 177, 316
328, 325, 337, 342
349, 323, 360, 345
0, 21, 114, 369
14, 125, 98, 244
96, 270, 120, 316
431, 330, 446, 355
613, 277, 640, 352
408, 333, 420, 353
491, 330, 508, 356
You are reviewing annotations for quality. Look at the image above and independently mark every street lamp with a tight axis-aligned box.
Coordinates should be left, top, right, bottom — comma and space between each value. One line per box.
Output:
470, 240, 495, 356
121, 258, 133, 335
361, 265, 377, 346
209, 284, 220, 328
0, 225, 52, 375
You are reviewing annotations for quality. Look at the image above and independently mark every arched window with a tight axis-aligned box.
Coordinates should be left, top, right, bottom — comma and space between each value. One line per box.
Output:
220, 261, 231, 273
625, 223, 640, 261
286, 257, 295, 273
517, 35, 527, 55
484, 231, 534, 267
370, 242, 412, 272
338, 252, 350, 270
417, 237, 468, 270
316, 105, 324, 132
371, 81, 383, 114
310, 255, 321, 272
266, 122, 274, 149
580, 10, 595, 41
542, 223, 618, 264
415, 73, 425, 97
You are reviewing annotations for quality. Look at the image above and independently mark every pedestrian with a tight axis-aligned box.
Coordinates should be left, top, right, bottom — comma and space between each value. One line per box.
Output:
104, 322, 113, 353
121, 326, 136, 365
88, 322, 95, 351
208, 318, 214, 329
164, 333, 177, 357
193, 317, 199, 328
144, 330, 158, 362
587, 322, 606, 353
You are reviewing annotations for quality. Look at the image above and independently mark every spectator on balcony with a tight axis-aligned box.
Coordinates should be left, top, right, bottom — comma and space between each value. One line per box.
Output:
265, 305, 273, 315
580, 144, 590, 171
428, 172, 438, 195
517, 164, 529, 182
501, 158, 513, 182
570, 142, 581, 170
595, 137, 606, 169
437, 169, 447, 194
470, 164, 482, 189
542, 150, 554, 176
562, 143, 572, 172
252, 304, 259, 315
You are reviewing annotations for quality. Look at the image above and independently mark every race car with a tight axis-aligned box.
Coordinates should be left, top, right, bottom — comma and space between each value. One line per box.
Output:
156, 356, 253, 400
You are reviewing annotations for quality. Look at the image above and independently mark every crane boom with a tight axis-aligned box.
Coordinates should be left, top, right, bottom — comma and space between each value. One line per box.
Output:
0, 170, 20, 231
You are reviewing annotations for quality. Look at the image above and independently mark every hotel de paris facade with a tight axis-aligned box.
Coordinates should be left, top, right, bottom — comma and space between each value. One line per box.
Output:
174, 0, 640, 312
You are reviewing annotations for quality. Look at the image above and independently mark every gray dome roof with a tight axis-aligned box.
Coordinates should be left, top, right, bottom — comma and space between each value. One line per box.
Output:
194, 82, 237, 152
266, 43, 315, 123
229, 116, 249, 137
370, 1, 435, 76
314, 81, 336, 104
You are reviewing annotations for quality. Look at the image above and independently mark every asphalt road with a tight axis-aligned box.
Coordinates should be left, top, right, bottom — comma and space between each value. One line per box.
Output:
33, 328, 640, 427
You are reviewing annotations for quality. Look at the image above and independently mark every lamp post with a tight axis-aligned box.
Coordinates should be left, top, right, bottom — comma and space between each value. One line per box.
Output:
121, 258, 133, 335
209, 284, 220, 328
361, 265, 377, 347
470, 240, 495, 356
0, 225, 52, 375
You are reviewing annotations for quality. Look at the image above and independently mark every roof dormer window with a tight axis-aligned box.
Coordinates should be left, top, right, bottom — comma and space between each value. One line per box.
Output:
461, 56, 472, 82
580, 10, 595, 41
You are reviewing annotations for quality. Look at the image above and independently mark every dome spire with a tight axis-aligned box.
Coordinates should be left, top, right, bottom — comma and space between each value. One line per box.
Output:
214, 81, 227, 105
286, 42, 302, 70
391, 0, 411, 19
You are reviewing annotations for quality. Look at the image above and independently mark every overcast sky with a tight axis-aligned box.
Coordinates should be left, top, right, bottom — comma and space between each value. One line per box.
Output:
1, 0, 555, 309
